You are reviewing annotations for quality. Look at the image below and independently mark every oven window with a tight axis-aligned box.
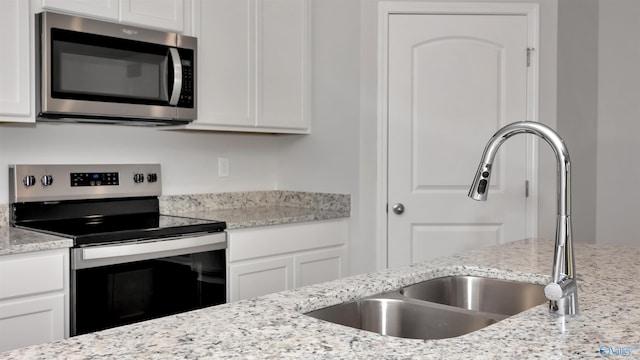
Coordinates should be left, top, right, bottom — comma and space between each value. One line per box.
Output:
50, 29, 172, 105
73, 249, 225, 336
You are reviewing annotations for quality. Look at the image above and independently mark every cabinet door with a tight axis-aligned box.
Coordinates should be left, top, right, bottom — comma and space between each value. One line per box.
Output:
187, 0, 309, 133
0, 294, 65, 352
192, 0, 255, 127
0, 0, 32, 122
120, 0, 184, 32
295, 247, 347, 288
257, 0, 310, 130
228, 257, 293, 302
41, 0, 119, 20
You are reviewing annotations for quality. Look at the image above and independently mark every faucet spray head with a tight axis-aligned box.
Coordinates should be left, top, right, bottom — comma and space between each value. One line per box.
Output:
468, 163, 492, 201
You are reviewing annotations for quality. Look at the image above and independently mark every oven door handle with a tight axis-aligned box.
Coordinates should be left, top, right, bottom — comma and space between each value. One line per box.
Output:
73, 232, 226, 269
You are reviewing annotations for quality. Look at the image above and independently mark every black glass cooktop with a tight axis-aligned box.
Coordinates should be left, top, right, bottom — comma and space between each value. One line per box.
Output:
17, 213, 226, 246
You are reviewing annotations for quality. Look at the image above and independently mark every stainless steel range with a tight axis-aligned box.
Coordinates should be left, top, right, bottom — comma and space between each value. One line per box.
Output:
9, 164, 226, 336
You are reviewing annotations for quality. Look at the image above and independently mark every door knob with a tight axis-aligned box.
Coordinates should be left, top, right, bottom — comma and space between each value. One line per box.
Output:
392, 203, 405, 215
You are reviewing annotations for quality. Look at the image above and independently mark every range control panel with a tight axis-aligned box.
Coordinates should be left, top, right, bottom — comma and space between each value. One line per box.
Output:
71, 172, 120, 187
10, 164, 162, 203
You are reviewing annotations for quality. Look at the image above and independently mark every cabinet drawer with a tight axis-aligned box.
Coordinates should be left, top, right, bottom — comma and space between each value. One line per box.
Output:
0, 250, 66, 300
228, 219, 348, 262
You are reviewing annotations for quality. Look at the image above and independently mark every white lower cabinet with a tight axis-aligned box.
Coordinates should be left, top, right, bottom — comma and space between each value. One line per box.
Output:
0, 294, 65, 352
229, 257, 293, 301
295, 247, 346, 288
0, 249, 69, 352
227, 219, 348, 302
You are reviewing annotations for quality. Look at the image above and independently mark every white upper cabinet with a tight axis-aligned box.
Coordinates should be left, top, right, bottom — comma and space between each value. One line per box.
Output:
191, 0, 255, 128
120, 0, 183, 32
257, 0, 309, 130
0, 0, 34, 122
38, 0, 119, 21
187, 0, 310, 133
39, 0, 184, 32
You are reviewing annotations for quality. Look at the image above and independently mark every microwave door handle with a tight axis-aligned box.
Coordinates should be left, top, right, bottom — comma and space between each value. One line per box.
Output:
161, 56, 170, 101
168, 48, 183, 106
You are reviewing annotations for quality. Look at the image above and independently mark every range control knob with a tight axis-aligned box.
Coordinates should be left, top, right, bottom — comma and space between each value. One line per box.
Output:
133, 173, 145, 183
23, 175, 36, 187
41, 175, 54, 187
147, 173, 158, 183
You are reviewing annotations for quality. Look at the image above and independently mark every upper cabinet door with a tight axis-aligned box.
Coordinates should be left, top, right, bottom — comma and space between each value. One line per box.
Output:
40, 0, 184, 32
187, 0, 310, 133
120, 0, 184, 32
41, 0, 120, 21
194, 0, 256, 127
0, 0, 33, 122
257, 0, 310, 130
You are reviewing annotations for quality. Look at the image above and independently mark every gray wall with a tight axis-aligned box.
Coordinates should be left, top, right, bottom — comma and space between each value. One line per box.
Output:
276, 0, 363, 273
0, 124, 280, 202
597, 0, 640, 246
557, 0, 599, 244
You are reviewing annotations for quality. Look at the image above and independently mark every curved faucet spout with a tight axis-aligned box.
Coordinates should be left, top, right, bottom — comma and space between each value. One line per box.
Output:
468, 121, 579, 316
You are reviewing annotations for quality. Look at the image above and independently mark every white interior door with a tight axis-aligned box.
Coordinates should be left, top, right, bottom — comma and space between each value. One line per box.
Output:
387, 14, 531, 267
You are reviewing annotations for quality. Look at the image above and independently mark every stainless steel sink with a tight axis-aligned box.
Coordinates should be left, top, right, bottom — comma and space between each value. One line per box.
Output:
304, 276, 546, 340
305, 295, 496, 340
400, 276, 547, 316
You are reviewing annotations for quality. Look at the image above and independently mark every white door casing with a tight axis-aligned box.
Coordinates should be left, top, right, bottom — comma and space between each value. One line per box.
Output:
378, 3, 540, 268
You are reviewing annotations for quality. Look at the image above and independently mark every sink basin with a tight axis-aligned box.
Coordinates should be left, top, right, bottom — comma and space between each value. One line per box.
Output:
305, 296, 496, 340
400, 276, 547, 316
304, 276, 547, 340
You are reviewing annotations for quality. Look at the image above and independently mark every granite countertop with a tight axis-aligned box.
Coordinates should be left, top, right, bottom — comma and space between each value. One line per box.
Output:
160, 190, 350, 230
0, 191, 351, 255
175, 206, 348, 230
3, 239, 638, 359
0, 227, 72, 256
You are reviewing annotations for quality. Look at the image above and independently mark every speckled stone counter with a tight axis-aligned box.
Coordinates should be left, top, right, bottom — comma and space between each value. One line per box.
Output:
0, 227, 72, 256
3, 239, 638, 359
0, 191, 349, 255
160, 190, 350, 229
0, 203, 72, 255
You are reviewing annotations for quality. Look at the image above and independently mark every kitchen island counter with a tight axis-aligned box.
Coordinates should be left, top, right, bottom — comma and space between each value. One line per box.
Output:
2, 238, 637, 359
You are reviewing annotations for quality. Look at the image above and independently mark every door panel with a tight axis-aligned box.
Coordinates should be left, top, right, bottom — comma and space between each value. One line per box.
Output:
414, 38, 503, 190
388, 14, 530, 267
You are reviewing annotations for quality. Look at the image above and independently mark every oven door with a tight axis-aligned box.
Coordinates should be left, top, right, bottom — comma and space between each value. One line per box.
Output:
71, 232, 226, 336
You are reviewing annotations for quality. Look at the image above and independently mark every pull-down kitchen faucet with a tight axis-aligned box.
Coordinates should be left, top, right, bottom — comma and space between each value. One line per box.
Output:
468, 121, 579, 316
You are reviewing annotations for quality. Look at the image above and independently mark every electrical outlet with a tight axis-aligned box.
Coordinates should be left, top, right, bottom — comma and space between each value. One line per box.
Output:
218, 157, 229, 177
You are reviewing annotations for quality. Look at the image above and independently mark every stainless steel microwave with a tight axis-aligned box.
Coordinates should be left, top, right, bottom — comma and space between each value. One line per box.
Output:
36, 12, 196, 126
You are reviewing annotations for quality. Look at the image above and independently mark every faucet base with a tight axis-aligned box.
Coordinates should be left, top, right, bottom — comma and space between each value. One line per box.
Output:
548, 292, 579, 316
